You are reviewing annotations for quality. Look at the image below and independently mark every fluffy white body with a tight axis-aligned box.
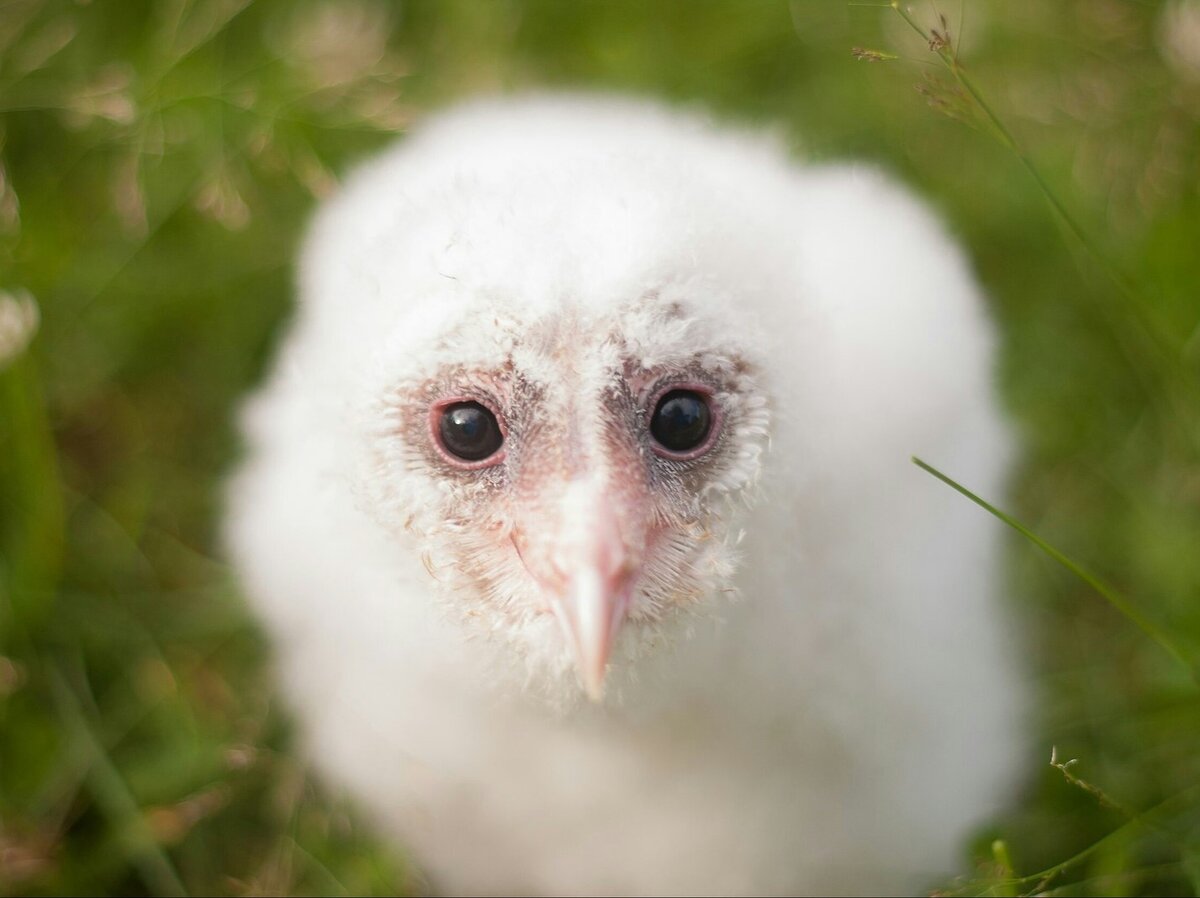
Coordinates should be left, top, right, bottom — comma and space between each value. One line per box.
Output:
226, 95, 1026, 896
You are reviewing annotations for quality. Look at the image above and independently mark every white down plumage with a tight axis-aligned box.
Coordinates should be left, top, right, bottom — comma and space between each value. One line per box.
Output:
226, 95, 1026, 896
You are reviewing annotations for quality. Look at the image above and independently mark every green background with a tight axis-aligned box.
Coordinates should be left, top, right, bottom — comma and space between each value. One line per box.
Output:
2, 1, 1199, 894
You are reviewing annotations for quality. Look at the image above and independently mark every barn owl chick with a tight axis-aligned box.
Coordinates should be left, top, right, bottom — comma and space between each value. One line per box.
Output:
227, 94, 1026, 896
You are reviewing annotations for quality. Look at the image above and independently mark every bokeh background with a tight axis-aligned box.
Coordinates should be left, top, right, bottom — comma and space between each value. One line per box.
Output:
1, 1, 1199, 894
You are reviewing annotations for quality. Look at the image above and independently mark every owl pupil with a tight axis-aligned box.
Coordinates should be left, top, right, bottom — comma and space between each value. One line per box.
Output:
439, 402, 503, 461
650, 390, 712, 453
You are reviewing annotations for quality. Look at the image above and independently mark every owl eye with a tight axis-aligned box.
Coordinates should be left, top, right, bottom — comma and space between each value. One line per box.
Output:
649, 389, 713, 456
437, 401, 504, 462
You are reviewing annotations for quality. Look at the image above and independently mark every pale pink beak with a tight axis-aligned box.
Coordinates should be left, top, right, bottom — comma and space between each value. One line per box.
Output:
519, 479, 641, 701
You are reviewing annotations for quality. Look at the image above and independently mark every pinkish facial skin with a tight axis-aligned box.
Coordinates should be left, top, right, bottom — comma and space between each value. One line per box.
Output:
428, 369, 713, 700
382, 308, 765, 702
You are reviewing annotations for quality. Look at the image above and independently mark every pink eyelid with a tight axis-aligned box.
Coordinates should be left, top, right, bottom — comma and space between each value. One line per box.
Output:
644, 381, 723, 461
428, 397, 508, 469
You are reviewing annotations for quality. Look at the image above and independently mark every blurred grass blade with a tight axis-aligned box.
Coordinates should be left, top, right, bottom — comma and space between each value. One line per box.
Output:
0, 320, 64, 640
912, 456, 1197, 681
989, 839, 1018, 898
1184, 849, 1200, 895
48, 665, 188, 897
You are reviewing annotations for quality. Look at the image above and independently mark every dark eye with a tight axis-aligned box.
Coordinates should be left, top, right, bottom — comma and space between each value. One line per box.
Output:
649, 389, 713, 455
437, 401, 504, 462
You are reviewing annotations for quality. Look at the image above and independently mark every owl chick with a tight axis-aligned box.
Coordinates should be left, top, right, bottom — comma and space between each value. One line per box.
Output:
226, 94, 1025, 896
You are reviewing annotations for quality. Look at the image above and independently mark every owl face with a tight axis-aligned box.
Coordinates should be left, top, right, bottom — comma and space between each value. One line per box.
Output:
364, 293, 770, 700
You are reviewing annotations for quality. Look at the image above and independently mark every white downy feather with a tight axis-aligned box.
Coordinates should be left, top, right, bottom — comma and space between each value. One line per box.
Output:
226, 94, 1026, 896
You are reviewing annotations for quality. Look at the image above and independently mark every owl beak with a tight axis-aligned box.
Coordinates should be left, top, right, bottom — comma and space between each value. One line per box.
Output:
555, 560, 634, 702
522, 484, 640, 702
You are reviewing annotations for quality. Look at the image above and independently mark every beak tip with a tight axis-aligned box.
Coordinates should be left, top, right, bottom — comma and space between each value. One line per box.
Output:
582, 669, 607, 703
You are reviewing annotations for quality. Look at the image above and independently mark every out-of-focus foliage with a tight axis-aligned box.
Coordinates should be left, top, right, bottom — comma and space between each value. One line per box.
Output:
0, 1, 1198, 895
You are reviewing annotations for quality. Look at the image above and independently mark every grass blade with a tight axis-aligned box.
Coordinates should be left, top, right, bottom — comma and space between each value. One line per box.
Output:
912, 456, 1196, 681
48, 665, 189, 897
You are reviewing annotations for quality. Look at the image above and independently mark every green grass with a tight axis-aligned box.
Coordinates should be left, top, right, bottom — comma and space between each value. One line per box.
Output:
2, 1, 1199, 894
